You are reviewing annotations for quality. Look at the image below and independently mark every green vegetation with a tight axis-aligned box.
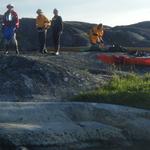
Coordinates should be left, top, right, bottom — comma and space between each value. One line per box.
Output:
73, 74, 150, 109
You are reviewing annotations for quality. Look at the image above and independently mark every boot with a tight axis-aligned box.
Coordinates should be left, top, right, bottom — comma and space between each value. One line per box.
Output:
44, 49, 48, 53
55, 51, 60, 56
4, 51, 9, 55
55, 45, 60, 55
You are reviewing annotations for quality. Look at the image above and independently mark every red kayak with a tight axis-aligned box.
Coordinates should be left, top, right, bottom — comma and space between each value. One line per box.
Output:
97, 54, 150, 66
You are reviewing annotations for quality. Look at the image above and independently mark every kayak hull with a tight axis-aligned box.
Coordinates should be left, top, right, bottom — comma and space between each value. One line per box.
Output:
97, 54, 150, 66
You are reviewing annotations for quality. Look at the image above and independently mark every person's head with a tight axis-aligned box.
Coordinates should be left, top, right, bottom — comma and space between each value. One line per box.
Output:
53, 8, 58, 16
36, 9, 43, 16
6, 4, 14, 11
97, 23, 103, 30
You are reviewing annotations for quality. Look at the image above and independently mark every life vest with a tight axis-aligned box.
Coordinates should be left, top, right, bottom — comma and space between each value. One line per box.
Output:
5, 13, 13, 21
3, 10, 19, 28
89, 26, 104, 44
36, 15, 50, 29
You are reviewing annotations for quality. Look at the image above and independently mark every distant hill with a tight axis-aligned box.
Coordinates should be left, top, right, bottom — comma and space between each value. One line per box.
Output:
17, 19, 94, 50
1, 17, 150, 50
104, 21, 150, 47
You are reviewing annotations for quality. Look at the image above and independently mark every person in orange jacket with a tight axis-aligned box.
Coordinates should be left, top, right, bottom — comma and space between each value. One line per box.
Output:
89, 23, 104, 50
36, 9, 50, 53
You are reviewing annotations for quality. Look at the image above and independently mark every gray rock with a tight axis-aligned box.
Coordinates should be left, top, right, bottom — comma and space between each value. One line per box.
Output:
0, 102, 150, 150
0, 54, 101, 102
1, 18, 150, 50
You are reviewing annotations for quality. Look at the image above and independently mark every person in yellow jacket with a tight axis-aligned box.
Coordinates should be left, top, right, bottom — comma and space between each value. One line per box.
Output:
89, 23, 104, 50
36, 9, 50, 53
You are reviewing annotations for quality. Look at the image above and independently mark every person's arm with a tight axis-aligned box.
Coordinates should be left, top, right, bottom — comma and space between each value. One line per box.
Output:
89, 29, 93, 39
51, 17, 54, 28
98, 30, 105, 48
44, 16, 51, 29
99, 30, 104, 42
92, 27, 98, 36
13, 11, 19, 29
58, 16, 63, 32
36, 18, 38, 28
100, 30, 104, 38
2, 13, 6, 27
16, 13, 19, 28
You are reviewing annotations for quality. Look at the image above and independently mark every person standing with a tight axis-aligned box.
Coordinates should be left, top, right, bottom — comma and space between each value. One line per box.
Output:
51, 8, 63, 55
89, 23, 104, 50
36, 9, 50, 53
2, 4, 19, 54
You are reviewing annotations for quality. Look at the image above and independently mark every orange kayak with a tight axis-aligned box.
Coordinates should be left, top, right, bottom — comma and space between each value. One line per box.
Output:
97, 54, 150, 66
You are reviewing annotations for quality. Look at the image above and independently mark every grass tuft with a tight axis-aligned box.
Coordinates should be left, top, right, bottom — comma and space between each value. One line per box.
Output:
73, 74, 150, 109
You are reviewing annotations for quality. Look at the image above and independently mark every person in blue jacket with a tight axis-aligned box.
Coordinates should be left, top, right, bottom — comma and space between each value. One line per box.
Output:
2, 4, 19, 54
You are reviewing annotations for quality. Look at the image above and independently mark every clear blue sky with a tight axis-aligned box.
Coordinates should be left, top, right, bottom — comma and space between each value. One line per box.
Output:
0, 0, 150, 26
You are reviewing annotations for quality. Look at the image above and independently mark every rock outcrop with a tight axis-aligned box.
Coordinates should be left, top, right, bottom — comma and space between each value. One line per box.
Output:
0, 102, 149, 150
17, 19, 93, 50
0, 53, 103, 102
0, 52, 149, 102
1, 17, 150, 50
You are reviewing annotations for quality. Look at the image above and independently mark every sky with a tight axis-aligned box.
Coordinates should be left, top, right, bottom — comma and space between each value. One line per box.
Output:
0, 0, 150, 27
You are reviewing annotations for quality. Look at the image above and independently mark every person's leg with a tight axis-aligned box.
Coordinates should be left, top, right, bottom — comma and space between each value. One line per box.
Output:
2, 27, 9, 54
90, 44, 98, 51
12, 33, 19, 54
3, 39, 9, 54
55, 32, 61, 55
43, 30, 48, 53
52, 32, 57, 52
40, 30, 48, 53
38, 31, 44, 53
90, 43, 102, 51
57, 33, 61, 52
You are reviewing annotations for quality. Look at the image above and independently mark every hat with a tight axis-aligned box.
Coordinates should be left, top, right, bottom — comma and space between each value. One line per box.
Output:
7, 4, 14, 9
36, 9, 43, 14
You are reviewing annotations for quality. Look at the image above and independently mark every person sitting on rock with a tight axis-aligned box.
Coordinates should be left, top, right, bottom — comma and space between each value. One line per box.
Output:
2, 4, 19, 55
89, 23, 104, 51
36, 9, 50, 54
51, 8, 63, 56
